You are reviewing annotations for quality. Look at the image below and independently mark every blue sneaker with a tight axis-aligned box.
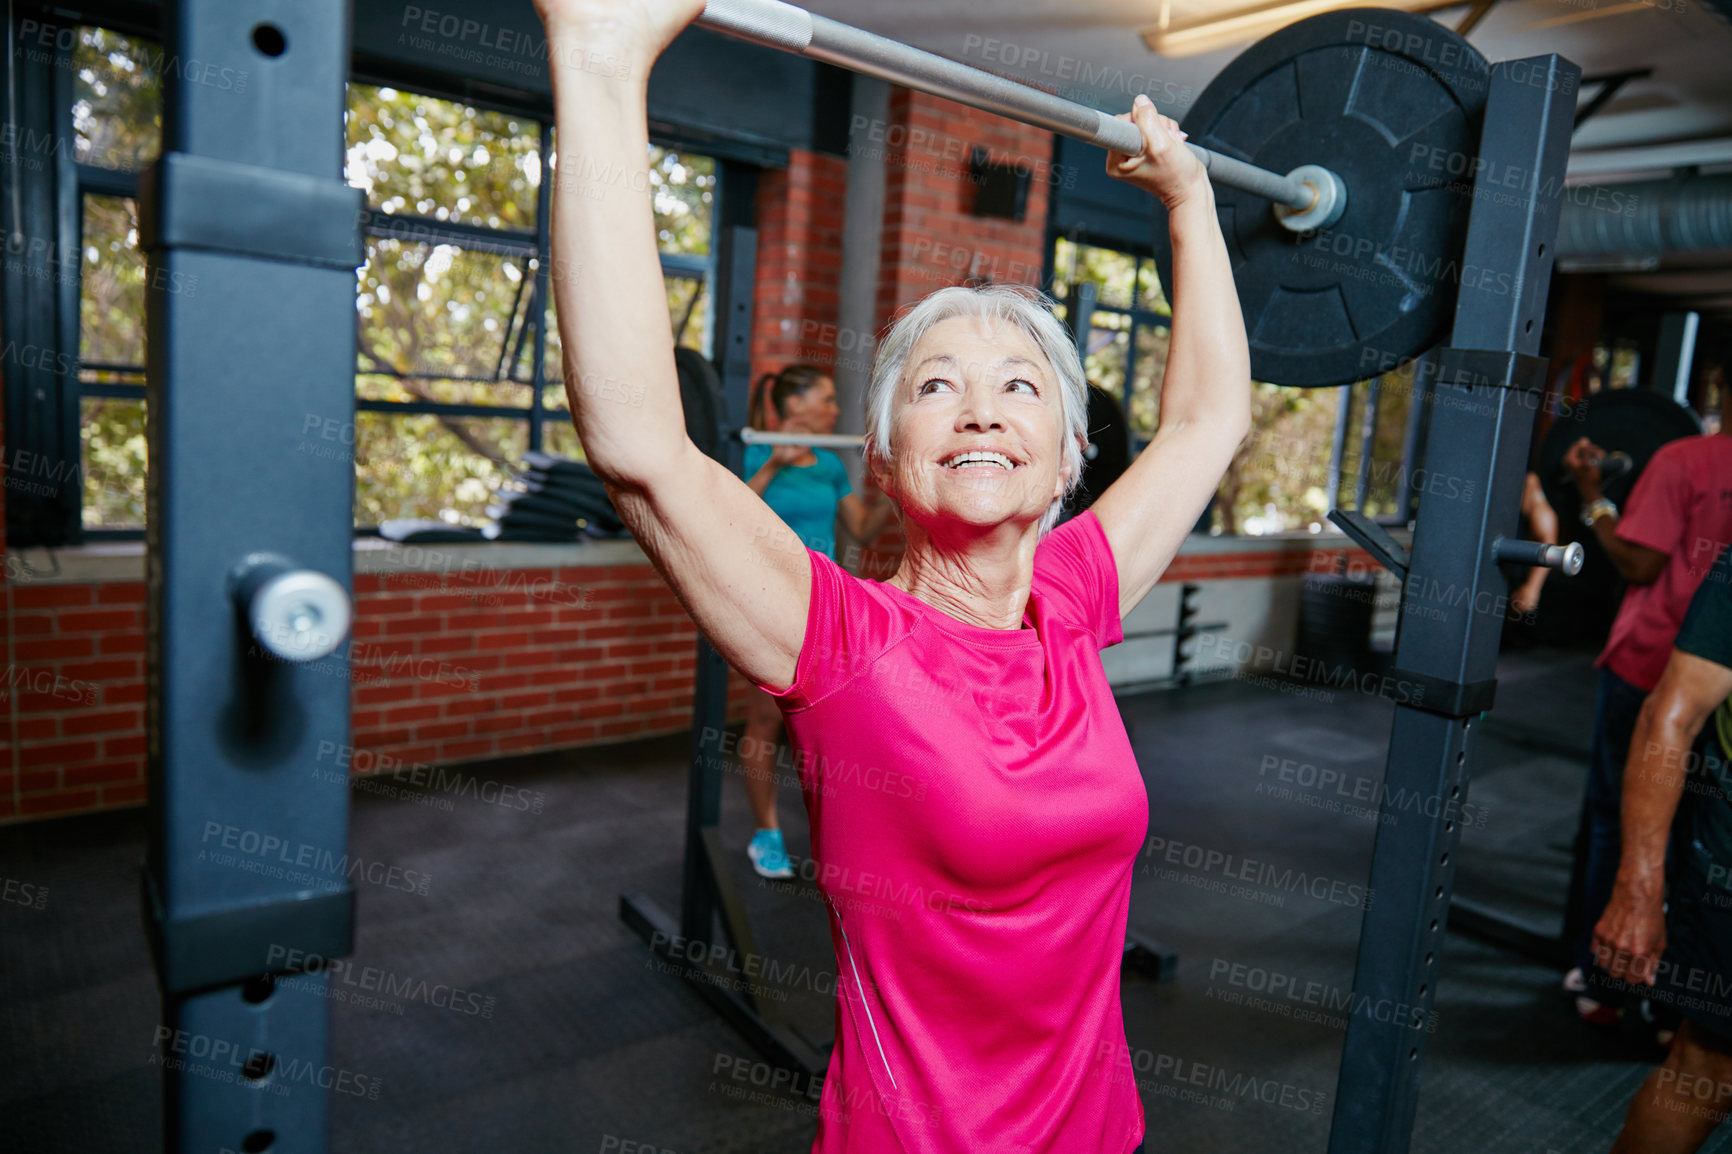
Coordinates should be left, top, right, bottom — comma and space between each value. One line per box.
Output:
748, 829, 794, 879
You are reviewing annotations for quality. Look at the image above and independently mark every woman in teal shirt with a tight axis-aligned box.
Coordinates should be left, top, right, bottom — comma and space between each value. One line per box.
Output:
739, 365, 894, 877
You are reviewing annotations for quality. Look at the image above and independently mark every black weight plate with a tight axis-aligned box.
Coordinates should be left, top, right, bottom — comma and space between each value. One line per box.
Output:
1153, 10, 1490, 388
1537, 388, 1703, 517
674, 346, 725, 462
1075, 384, 1132, 512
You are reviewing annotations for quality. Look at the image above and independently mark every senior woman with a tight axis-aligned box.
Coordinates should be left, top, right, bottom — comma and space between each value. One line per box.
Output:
535, 0, 1251, 1148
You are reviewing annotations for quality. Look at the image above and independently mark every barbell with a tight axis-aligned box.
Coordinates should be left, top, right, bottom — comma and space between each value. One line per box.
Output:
740, 428, 865, 449
698, 0, 1344, 229
698, 3, 1498, 389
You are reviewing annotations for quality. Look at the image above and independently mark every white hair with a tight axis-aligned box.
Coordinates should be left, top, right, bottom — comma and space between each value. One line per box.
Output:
863, 283, 1089, 537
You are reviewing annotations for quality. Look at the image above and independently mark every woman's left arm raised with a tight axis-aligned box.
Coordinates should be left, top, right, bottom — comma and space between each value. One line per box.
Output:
1089, 96, 1252, 618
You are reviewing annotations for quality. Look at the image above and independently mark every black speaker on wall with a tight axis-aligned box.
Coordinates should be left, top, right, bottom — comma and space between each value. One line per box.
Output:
969, 147, 1031, 221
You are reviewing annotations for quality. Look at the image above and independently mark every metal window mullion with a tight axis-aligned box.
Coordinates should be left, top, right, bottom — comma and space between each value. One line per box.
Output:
80, 381, 149, 399
355, 398, 530, 420
529, 121, 553, 452
54, 30, 84, 545
1325, 382, 1352, 514
75, 163, 140, 198
358, 368, 537, 386
1355, 377, 1382, 511
659, 250, 711, 279
360, 208, 538, 258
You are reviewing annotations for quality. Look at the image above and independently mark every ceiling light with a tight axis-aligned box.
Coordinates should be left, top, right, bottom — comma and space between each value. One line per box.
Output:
1142, 0, 1468, 59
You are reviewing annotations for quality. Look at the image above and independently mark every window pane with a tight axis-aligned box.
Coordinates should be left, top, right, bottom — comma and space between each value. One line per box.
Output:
346, 85, 540, 229
73, 27, 162, 171
1127, 324, 1169, 444
1608, 340, 1640, 390
1362, 373, 1413, 520
82, 397, 147, 528
1337, 381, 1369, 500
357, 239, 535, 379
1214, 383, 1341, 535
1081, 311, 1131, 398
668, 276, 711, 352
543, 268, 705, 383
354, 413, 525, 527
1077, 244, 1138, 309
1136, 262, 1171, 316
81, 195, 147, 366
649, 146, 716, 257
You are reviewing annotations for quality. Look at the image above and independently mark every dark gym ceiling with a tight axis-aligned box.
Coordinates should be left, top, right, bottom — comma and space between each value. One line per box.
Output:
812, 0, 1732, 319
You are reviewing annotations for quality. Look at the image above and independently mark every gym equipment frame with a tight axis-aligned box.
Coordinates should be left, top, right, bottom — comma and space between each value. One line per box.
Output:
129, 1, 1582, 1151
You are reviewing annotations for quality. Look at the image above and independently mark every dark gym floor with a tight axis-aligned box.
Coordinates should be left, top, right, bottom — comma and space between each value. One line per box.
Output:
4, 645, 1726, 1154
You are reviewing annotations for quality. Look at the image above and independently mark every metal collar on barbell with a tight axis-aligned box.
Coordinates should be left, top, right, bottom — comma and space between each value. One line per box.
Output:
1272, 165, 1349, 232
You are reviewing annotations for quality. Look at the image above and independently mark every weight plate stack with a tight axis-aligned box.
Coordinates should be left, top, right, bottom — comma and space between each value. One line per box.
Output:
1068, 383, 1133, 514
675, 345, 726, 463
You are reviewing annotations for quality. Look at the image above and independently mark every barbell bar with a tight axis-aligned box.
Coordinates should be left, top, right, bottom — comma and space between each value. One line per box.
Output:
739, 428, 866, 449
737, 426, 1124, 459
696, 0, 1347, 231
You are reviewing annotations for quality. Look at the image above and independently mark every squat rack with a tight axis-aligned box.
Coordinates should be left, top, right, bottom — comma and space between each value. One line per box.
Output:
134, 2, 1579, 1152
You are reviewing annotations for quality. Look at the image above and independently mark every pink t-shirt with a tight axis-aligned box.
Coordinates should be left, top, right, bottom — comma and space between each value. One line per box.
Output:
1599, 435, 1732, 692
757, 510, 1148, 1153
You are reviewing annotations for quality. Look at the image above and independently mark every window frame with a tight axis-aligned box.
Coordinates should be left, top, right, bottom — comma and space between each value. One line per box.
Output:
8, 22, 727, 545
1046, 229, 1171, 456
1047, 228, 1423, 534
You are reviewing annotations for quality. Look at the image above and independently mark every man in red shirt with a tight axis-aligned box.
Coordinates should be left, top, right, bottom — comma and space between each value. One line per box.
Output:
1566, 384, 1732, 1023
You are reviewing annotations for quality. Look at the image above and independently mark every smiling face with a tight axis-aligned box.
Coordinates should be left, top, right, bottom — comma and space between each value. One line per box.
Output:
871, 314, 1069, 538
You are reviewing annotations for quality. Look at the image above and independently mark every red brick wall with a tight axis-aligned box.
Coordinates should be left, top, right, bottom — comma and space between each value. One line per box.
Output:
877, 89, 1054, 319
751, 148, 848, 380
0, 563, 754, 823
3, 582, 147, 819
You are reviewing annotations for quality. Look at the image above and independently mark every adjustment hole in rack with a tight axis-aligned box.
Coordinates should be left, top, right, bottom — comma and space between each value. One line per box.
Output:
252, 24, 287, 56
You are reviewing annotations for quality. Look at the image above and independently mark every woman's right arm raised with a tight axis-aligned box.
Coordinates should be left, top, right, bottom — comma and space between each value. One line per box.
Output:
535, 0, 810, 691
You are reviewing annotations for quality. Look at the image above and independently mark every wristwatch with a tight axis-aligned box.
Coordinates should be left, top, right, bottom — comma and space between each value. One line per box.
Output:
1581, 497, 1617, 528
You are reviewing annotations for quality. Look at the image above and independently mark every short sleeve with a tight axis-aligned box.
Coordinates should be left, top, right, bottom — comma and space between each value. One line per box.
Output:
1032, 510, 1124, 650
828, 451, 853, 501
743, 442, 771, 480
751, 547, 914, 712
1618, 443, 1689, 556
1676, 545, 1732, 671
